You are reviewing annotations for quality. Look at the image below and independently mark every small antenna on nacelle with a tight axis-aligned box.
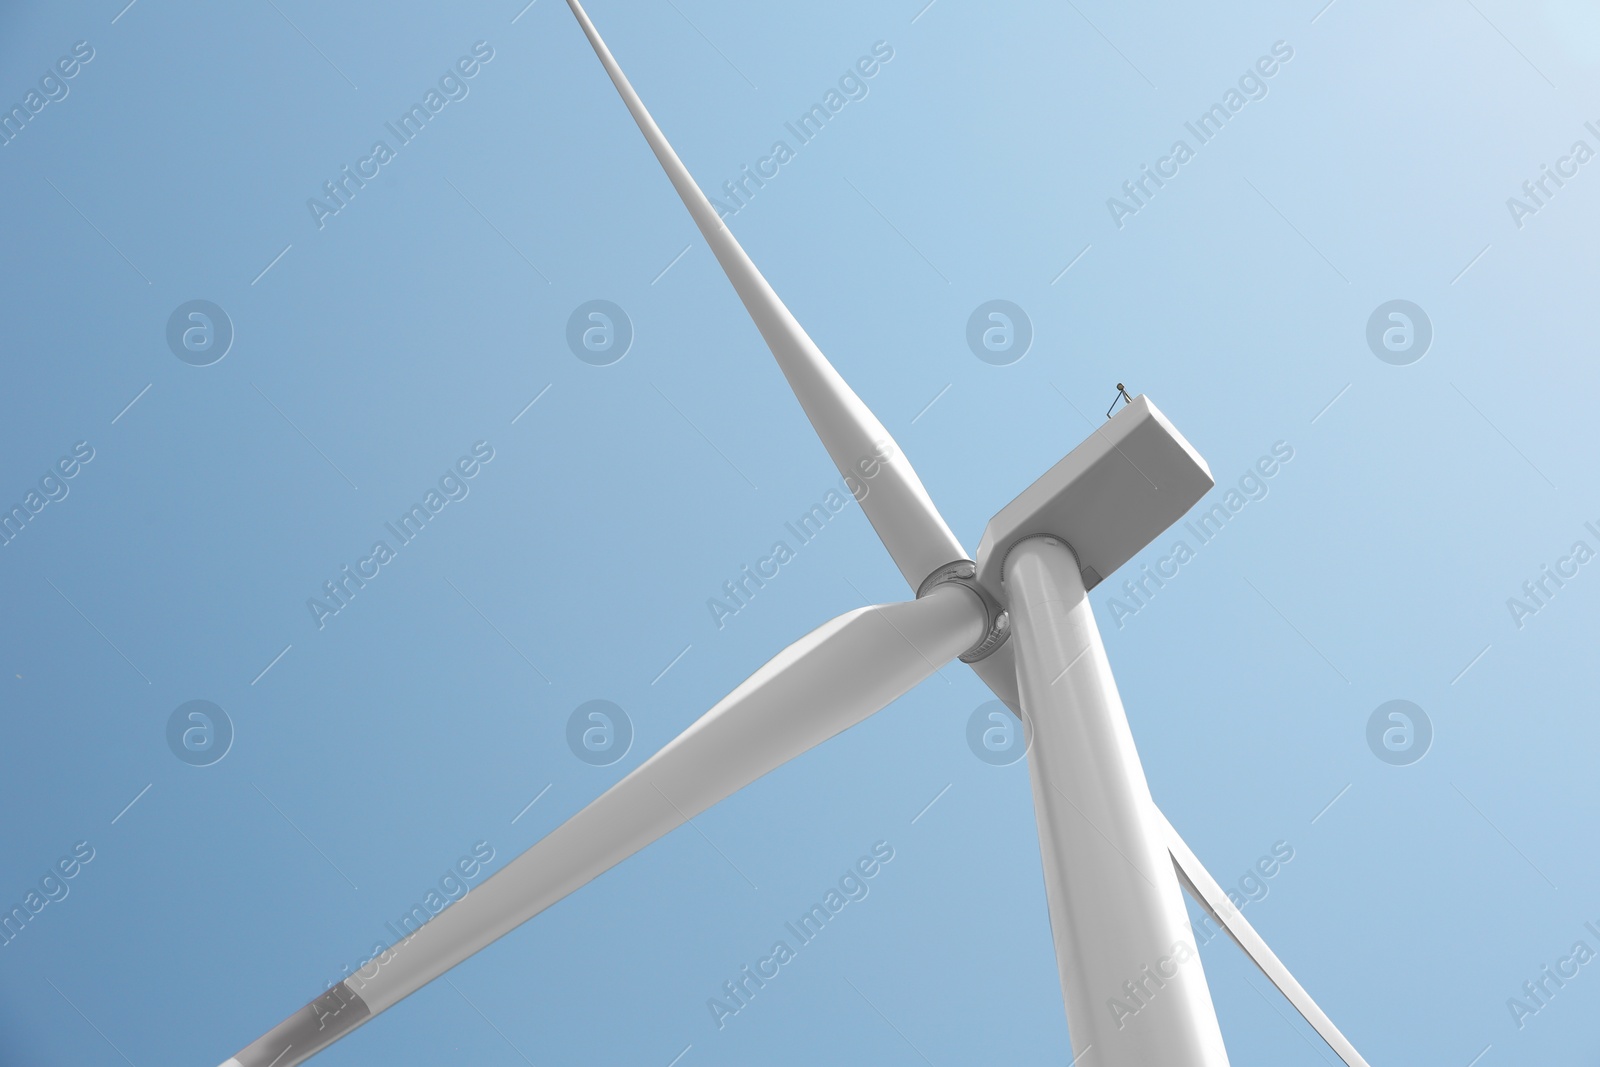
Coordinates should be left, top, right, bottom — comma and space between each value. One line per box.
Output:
1106, 383, 1134, 419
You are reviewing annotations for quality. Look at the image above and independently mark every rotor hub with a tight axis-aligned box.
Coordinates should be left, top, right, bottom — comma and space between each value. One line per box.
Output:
917, 559, 1010, 663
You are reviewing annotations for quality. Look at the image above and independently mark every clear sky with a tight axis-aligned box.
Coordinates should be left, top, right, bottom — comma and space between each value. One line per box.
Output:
3, 1, 1599, 1065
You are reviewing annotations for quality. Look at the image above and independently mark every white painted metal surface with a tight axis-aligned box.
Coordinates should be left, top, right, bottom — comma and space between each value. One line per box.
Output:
975, 395, 1214, 598
219, 584, 986, 1067
1005, 536, 1231, 1067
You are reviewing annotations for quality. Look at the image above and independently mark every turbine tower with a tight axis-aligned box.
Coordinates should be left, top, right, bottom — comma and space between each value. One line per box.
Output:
218, 4, 1373, 1064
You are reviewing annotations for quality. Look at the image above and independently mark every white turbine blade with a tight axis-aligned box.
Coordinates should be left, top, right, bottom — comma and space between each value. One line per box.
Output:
217, 583, 986, 1067
565, 0, 966, 590
1156, 809, 1373, 1067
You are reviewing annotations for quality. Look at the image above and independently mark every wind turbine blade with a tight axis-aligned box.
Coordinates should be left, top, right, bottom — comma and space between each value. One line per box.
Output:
217, 583, 987, 1067
1156, 810, 1374, 1067
565, 0, 966, 590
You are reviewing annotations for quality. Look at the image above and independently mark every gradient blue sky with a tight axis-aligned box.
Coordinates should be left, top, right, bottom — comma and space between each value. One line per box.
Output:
3, 1, 1600, 1065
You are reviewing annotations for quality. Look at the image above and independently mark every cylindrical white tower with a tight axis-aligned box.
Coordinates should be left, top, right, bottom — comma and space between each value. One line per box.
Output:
1005, 535, 1230, 1067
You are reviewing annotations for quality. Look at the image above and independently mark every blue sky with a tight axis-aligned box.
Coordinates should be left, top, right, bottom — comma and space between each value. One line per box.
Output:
3, 0, 1600, 1064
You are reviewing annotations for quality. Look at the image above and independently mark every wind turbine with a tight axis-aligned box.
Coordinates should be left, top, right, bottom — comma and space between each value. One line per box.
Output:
219, 4, 1374, 1065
